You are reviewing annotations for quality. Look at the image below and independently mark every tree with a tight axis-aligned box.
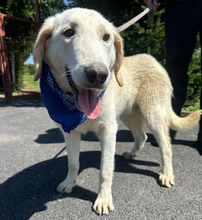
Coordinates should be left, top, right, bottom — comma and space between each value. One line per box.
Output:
4, 0, 68, 22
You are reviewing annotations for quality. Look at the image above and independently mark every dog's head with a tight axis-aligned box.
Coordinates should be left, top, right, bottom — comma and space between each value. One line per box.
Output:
33, 8, 124, 119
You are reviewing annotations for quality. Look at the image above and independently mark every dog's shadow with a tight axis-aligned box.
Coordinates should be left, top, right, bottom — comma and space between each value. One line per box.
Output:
82, 130, 200, 154
34, 128, 154, 143
0, 150, 159, 220
35, 128, 200, 154
35, 128, 64, 144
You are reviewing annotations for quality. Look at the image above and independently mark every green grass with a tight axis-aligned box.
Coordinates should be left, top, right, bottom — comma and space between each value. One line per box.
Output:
22, 74, 39, 89
182, 100, 200, 112
12, 73, 40, 96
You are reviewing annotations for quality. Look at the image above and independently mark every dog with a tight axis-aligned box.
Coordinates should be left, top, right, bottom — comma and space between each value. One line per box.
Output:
33, 8, 201, 215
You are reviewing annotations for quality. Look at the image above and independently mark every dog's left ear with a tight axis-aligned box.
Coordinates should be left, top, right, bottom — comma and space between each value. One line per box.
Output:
113, 32, 124, 87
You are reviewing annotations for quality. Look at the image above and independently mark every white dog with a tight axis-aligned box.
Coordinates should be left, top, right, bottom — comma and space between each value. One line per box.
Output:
33, 8, 201, 215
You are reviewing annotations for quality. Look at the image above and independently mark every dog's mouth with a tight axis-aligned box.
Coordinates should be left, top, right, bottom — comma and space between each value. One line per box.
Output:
66, 67, 102, 120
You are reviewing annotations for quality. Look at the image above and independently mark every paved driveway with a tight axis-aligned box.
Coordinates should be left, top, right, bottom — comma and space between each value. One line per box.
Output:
0, 101, 201, 220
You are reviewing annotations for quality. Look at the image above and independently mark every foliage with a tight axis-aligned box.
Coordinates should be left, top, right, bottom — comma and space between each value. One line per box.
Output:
5, 0, 36, 21
39, 0, 68, 21
22, 63, 35, 75
120, 7, 166, 65
5, 0, 68, 22
182, 100, 200, 112
185, 47, 201, 107
0, 0, 6, 13
22, 64, 36, 75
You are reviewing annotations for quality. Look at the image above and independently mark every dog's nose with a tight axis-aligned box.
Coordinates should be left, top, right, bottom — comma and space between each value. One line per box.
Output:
85, 63, 108, 85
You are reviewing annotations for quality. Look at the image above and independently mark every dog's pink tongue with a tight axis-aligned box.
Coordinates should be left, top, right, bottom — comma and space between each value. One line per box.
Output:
78, 89, 101, 119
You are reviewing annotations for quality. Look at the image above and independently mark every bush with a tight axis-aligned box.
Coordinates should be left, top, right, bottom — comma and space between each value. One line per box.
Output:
185, 47, 201, 108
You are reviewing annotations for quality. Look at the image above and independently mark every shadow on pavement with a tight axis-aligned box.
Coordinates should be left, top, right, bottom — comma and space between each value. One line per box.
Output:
0, 151, 159, 220
35, 128, 201, 156
81, 130, 154, 143
81, 130, 135, 142
35, 129, 137, 144
172, 139, 202, 155
0, 100, 44, 108
35, 128, 200, 154
35, 128, 64, 144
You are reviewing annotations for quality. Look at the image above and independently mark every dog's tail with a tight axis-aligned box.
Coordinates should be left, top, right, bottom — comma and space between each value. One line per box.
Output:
169, 106, 201, 131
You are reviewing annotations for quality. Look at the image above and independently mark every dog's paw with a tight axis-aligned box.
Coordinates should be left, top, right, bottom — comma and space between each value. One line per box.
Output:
93, 195, 114, 215
122, 151, 135, 159
57, 179, 76, 193
159, 172, 175, 188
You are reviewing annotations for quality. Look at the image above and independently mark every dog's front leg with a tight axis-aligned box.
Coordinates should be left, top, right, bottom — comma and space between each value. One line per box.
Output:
57, 130, 80, 193
93, 122, 118, 215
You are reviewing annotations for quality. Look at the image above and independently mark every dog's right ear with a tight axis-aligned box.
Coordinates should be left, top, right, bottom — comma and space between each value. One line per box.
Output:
33, 18, 54, 81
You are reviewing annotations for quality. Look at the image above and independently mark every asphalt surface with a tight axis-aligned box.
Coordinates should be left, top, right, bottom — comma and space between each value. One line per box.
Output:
0, 101, 202, 220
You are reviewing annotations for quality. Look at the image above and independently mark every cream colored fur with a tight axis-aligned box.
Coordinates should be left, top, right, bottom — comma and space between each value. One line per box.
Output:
33, 8, 201, 215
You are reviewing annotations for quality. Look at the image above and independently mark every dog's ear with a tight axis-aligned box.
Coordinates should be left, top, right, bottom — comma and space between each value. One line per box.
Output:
113, 32, 124, 87
33, 18, 54, 81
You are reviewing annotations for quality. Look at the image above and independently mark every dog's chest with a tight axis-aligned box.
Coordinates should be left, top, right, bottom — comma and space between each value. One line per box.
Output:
74, 118, 100, 134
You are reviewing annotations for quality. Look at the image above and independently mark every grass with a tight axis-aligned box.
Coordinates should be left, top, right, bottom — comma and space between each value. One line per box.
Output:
182, 100, 200, 112
22, 74, 39, 89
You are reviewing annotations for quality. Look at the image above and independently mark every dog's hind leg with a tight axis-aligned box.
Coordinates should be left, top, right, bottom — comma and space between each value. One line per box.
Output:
144, 111, 175, 187
121, 110, 147, 159
57, 130, 81, 193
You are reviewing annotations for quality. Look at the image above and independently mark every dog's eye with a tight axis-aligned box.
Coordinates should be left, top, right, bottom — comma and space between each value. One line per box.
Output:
63, 29, 75, 38
103, 34, 110, 42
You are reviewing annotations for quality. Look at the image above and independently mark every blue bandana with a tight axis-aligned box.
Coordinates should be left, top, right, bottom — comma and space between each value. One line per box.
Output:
40, 61, 104, 133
